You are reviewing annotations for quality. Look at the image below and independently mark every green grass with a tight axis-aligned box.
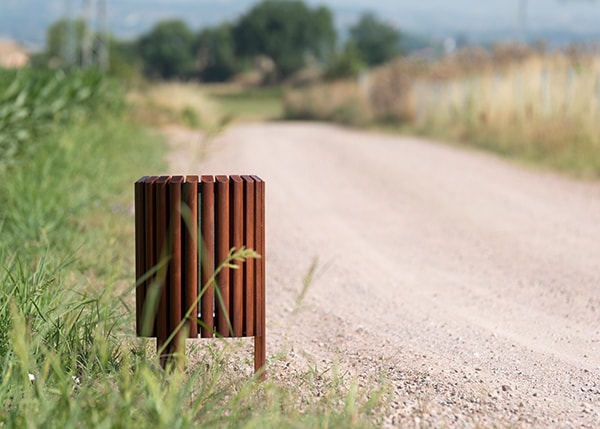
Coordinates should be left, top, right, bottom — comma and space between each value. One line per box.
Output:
409, 118, 600, 179
206, 85, 284, 122
0, 74, 386, 428
0, 68, 123, 170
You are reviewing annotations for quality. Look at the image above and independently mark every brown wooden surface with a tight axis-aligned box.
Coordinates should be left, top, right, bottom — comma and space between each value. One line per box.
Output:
134, 177, 147, 336
200, 175, 215, 338
169, 176, 183, 347
241, 175, 255, 336
135, 174, 265, 374
252, 176, 266, 375
155, 176, 170, 360
230, 175, 244, 337
215, 175, 231, 336
143, 176, 159, 337
183, 176, 199, 338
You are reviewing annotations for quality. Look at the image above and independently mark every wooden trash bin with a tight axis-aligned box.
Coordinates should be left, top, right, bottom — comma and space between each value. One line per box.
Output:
134, 175, 265, 374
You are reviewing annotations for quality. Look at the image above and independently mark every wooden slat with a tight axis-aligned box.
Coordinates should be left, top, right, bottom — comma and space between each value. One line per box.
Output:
143, 176, 159, 337
241, 175, 255, 337
200, 175, 215, 338
252, 176, 266, 374
135, 174, 266, 373
155, 176, 170, 358
215, 175, 231, 337
230, 176, 244, 336
134, 177, 147, 336
169, 176, 184, 343
183, 176, 199, 338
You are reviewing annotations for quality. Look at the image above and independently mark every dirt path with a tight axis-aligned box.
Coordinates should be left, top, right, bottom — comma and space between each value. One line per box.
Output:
165, 122, 600, 427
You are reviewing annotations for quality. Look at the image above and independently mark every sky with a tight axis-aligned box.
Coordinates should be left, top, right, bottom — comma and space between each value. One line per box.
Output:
2, 0, 600, 47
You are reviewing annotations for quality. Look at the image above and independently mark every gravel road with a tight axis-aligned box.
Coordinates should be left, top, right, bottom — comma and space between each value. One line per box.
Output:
165, 122, 600, 428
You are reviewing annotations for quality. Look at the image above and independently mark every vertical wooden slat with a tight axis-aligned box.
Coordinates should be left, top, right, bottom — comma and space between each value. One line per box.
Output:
135, 177, 147, 336
183, 176, 199, 338
155, 176, 170, 361
200, 175, 215, 338
144, 176, 159, 337
215, 175, 231, 336
135, 173, 265, 373
241, 175, 255, 337
168, 176, 183, 347
252, 176, 266, 374
230, 176, 244, 337
259, 177, 266, 372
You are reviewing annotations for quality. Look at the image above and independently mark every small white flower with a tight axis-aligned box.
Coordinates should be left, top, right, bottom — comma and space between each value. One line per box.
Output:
28, 373, 35, 382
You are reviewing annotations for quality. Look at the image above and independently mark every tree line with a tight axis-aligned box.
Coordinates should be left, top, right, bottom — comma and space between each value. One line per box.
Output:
41, 0, 403, 83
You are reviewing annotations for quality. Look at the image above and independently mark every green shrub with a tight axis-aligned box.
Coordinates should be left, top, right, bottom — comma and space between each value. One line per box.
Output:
0, 68, 124, 170
283, 81, 372, 126
324, 43, 365, 81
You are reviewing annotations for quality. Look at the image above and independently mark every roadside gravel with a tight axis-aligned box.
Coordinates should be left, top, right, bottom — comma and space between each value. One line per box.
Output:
165, 122, 600, 428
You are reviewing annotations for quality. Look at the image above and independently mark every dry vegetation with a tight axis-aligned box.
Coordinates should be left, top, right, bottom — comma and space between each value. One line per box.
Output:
128, 82, 220, 129
283, 44, 600, 176
283, 80, 372, 126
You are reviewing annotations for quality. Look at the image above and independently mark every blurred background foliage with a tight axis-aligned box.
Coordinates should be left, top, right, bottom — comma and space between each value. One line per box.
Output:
29, 0, 401, 84
5, 0, 600, 179
0, 68, 123, 170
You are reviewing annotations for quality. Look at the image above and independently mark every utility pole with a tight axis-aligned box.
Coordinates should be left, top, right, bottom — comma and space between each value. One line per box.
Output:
518, 0, 528, 43
97, 0, 109, 71
81, 0, 93, 67
64, 0, 77, 68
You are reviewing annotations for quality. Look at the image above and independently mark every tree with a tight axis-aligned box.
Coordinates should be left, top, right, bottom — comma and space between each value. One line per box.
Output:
349, 13, 401, 67
324, 42, 365, 80
137, 20, 195, 80
45, 19, 87, 67
197, 24, 239, 82
108, 38, 143, 84
233, 0, 336, 78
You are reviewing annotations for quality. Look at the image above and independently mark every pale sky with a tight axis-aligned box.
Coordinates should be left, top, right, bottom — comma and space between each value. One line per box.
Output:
2, 0, 600, 46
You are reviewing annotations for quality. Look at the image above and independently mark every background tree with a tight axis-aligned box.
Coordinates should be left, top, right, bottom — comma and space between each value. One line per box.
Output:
197, 24, 239, 82
137, 20, 195, 80
349, 12, 401, 67
233, 0, 336, 79
323, 42, 364, 80
108, 38, 144, 84
45, 19, 87, 67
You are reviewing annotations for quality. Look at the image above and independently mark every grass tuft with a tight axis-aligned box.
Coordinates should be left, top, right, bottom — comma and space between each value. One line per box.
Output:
0, 74, 386, 427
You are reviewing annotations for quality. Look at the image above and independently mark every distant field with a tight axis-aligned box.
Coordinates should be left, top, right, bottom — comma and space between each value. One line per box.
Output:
282, 49, 600, 179
129, 82, 283, 129
407, 52, 600, 178
204, 84, 284, 122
